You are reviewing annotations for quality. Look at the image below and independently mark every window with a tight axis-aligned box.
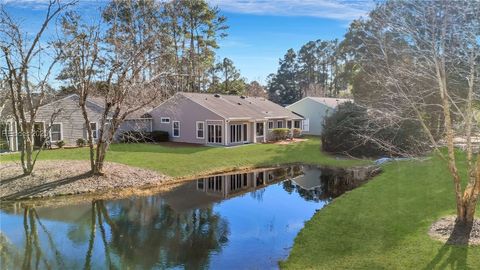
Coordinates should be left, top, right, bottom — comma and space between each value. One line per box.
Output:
90, 122, 98, 139
161, 117, 170, 123
256, 122, 264, 136
287, 121, 292, 129
196, 121, 204, 139
268, 121, 274, 130
277, 121, 283, 128
294, 120, 301, 129
50, 123, 62, 142
172, 121, 180, 137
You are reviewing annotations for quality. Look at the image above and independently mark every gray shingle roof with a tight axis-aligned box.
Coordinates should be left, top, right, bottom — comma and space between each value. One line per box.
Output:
306, 97, 352, 108
180, 92, 303, 120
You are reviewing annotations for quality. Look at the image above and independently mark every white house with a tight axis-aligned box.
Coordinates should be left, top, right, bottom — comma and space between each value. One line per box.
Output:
286, 97, 352, 136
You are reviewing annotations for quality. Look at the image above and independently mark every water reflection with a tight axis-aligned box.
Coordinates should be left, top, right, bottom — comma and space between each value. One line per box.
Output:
0, 164, 376, 270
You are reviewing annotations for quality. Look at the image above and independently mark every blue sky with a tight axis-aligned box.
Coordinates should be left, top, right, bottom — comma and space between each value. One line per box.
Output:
3, 0, 373, 84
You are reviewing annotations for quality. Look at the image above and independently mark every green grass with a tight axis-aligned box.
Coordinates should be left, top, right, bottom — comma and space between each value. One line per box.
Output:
281, 152, 480, 269
0, 136, 368, 178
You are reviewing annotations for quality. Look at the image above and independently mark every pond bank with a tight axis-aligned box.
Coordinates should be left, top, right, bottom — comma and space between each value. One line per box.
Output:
0, 159, 379, 205
281, 153, 480, 269
0, 161, 172, 201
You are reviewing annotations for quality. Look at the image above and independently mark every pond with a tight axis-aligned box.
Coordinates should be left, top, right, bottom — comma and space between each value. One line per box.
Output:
0, 164, 378, 270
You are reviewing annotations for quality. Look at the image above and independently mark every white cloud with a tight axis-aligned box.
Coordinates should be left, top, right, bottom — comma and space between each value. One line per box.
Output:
208, 0, 374, 21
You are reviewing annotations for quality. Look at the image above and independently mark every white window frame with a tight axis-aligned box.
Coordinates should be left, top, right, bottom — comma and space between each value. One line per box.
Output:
268, 121, 274, 130
256, 122, 264, 136
161, 117, 170, 124
172, 121, 180, 137
49, 122, 63, 142
196, 121, 205, 139
277, 121, 283, 128
89, 122, 98, 139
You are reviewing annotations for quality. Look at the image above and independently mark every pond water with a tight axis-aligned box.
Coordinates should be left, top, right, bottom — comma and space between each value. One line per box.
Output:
0, 165, 376, 270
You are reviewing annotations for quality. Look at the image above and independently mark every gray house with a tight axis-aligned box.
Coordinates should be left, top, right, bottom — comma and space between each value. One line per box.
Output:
286, 97, 352, 136
0, 94, 152, 152
149, 92, 304, 146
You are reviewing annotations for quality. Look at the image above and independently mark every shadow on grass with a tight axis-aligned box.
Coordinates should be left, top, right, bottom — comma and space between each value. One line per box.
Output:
424, 222, 472, 270
1, 172, 92, 201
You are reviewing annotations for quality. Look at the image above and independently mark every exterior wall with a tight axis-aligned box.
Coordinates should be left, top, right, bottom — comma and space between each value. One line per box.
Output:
265, 118, 289, 141
116, 118, 152, 140
33, 95, 104, 147
286, 98, 334, 136
150, 94, 224, 144
227, 121, 254, 146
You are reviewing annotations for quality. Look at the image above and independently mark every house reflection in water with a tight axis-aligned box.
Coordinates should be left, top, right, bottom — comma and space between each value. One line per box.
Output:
195, 166, 304, 199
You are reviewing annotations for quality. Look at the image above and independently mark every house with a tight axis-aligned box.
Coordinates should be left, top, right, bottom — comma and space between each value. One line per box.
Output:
286, 97, 352, 136
149, 92, 304, 146
0, 94, 152, 152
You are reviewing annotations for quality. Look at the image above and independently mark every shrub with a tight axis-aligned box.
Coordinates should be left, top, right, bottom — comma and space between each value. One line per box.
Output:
292, 128, 302, 138
76, 138, 86, 147
119, 130, 170, 143
119, 131, 150, 143
150, 130, 169, 142
56, 140, 65, 148
321, 102, 427, 157
272, 128, 290, 141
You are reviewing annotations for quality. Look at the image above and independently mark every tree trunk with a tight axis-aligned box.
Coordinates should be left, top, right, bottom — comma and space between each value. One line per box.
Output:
93, 140, 108, 176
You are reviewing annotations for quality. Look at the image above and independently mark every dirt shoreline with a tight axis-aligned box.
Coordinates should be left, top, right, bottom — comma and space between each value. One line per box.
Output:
0, 160, 294, 206
0, 161, 173, 202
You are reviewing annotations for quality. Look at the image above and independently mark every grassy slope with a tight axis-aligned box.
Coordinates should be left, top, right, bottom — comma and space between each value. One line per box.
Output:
0, 137, 367, 178
282, 153, 480, 269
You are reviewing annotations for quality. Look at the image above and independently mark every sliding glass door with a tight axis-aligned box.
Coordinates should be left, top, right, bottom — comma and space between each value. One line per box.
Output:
207, 124, 222, 144
230, 124, 248, 144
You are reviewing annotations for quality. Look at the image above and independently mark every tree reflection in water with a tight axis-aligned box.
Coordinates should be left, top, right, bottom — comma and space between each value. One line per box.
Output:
4, 197, 229, 270
283, 166, 374, 202
104, 198, 229, 269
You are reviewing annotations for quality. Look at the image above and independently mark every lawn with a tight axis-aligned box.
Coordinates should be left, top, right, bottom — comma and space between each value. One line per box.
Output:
281, 152, 480, 269
0, 136, 368, 178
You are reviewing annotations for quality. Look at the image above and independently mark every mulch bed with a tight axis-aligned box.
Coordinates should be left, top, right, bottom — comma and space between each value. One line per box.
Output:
0, 160, 171, 201
428, 216, 480, 246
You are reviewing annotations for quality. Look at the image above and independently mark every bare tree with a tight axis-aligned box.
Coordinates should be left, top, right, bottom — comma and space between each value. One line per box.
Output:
354, 0, 479, 229
57, 11, 102, 172
59, 1, 165, 175
0, 0, 74, 175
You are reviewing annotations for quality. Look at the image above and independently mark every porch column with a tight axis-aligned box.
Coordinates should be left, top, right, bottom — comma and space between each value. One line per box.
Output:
253, 121, 257, 143
263, 121, 267, 142
224, 120, 228, 146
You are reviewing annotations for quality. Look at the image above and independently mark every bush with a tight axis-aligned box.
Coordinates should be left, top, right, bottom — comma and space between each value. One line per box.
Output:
119, 130, 169, 143
321, 102, 427, 157
292, 128, 302, 138
56, 140, 65, 148
150, 130, 169, 142
76, 138, 86, 147
272, 128, 290, 141
119, 131, 150, 143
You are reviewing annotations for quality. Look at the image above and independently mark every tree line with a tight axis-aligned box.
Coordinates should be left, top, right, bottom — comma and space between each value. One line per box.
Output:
267, 39, 351, 105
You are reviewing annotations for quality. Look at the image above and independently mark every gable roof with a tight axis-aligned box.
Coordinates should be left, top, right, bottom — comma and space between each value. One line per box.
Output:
1, 94, 151, 121
179, 92, 303, 120
288, 97, 353, 109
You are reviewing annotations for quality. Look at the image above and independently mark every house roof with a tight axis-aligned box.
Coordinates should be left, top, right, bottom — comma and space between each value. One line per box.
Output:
1, 94, 153, 121
288, 97, 353, 109
179, 92, 303, 120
